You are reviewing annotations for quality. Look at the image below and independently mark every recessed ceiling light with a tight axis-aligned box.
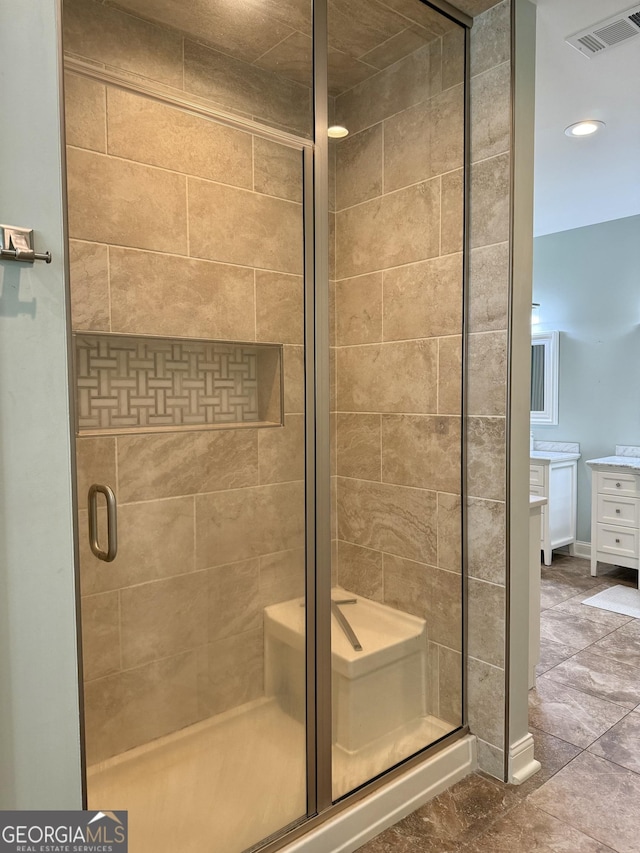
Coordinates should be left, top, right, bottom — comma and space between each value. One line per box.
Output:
564, 120, 605, 138
328, 125, 349, 139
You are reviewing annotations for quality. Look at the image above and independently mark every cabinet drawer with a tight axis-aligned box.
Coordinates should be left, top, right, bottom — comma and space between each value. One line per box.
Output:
530, 465, 545, 487
597, 494, 640, 528
596, 524, 640, 559
597, 472, 640, 497
529, 484, 545, 497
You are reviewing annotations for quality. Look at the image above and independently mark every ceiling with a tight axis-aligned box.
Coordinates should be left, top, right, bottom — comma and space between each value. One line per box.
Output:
533, 0, 640, 236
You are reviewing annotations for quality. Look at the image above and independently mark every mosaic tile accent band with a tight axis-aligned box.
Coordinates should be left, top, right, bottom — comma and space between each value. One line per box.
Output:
75, 334, 279, 433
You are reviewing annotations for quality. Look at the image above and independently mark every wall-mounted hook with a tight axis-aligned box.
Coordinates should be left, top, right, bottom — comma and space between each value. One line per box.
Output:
0, 224, 51, 264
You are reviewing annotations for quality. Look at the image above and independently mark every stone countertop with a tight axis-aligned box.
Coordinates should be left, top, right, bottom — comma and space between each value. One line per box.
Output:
530, 451, 581, 463
529, 496, 547, 509
586, 455, 640, 471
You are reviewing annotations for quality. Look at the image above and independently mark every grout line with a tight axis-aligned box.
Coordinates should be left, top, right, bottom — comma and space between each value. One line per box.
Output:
65, 145, 302, 207
185, 176, 190, 256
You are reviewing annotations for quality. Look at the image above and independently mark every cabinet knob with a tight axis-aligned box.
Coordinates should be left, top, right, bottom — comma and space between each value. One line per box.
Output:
616, 482, 621, 488
616, 538, 621, 544
616, 509, 621, 514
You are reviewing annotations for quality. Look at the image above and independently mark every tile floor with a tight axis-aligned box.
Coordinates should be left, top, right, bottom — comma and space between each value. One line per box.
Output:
358, 555, 640, 853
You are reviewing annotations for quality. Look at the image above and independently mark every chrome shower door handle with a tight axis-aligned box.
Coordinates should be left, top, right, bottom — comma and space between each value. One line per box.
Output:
88, 484, 118, 562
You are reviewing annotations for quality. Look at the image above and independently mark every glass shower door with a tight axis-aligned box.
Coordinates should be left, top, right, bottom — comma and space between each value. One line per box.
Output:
63, 5, 310, 842
328, 0, 466, 799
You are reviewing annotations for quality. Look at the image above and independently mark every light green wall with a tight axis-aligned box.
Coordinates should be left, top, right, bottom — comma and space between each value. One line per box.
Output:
532, 214, 640, 543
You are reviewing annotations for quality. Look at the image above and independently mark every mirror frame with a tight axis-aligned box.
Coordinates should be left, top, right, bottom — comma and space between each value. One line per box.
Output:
531, 330, 559, 425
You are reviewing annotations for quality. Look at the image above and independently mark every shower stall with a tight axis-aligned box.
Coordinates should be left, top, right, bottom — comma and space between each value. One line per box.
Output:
62, 0, 469, 848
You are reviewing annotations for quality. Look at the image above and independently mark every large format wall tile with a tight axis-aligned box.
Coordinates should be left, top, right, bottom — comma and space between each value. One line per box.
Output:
440, 169, 464, 256
467, 417, 506, 501
118, 0, 296, 66
198, 629, 264, 717
196, 481, 305, 568
117, 430, 259, 502
335, 41, 442, 134
442, 27, 465, 91
109, 248, 255, 340
253, 137, 303, 203
438, 646, 462, 725
64, 73, 106, 153
470, 0, 510, 78
184, 39, 311, 137
337, 477, 437, 564
438, 336, 462, 416
75, 436, 116, 500
467, 657, 505, 749
255, 271, 304, 344
468, 243, 509, 333
283, 346, 305, 414
335, 273, 383, 346
468, 578, 505, 667
69, 240, 110, 331
79, 497, 196, 595
429, 566, 462, 650
471, 61, 510, 163
188, 178, 303, 274
67, 148, 188, 253
63, 0, 184, 88
468, 331, 508, 416
107, 89, 253, 188
120, 572, 208, 669
258, 415, 305, 485
467, 497, 506, 584
470, 153, 510, 248
335, 124, 383, 211
383, 255, 462, 341
207, 559, 262, 641
81, 591, 120, 681
382, 414, 461, 493
437, 492, 462, 573
337, 340, 437, 413
337, 541, 383, 601
260, 548, 305, 608
84, 650, 200, 764
335, 180, 440, 278
382, 553, 430, 619
336, 413, 381, 481
383, 84, 463, 191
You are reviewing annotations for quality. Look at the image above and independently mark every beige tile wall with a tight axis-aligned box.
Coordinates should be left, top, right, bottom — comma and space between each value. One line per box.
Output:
466, 0, 512, 778
64, 47, 306, 762
331, 26, 466, 728
63, 0, 312, 137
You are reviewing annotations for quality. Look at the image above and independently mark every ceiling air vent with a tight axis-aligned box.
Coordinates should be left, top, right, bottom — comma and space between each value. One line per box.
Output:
566, 4, 640, 57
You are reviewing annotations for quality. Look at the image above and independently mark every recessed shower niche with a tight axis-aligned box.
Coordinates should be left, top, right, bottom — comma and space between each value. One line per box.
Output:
74, 333, 283, 434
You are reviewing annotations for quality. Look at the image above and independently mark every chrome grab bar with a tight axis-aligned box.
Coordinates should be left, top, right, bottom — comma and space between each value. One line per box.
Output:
331, 599, 362, 652
88, 484, 118, 562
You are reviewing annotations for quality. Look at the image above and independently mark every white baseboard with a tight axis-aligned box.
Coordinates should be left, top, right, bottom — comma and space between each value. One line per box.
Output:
572, 541, 591, 559
557, 541, 591, 559
282, 735, 476, 853
509, 733, 541, 785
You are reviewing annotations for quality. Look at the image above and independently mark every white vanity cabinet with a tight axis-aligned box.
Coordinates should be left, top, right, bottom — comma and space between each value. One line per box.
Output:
587, 457, 640, 583
529, 451, 580, 566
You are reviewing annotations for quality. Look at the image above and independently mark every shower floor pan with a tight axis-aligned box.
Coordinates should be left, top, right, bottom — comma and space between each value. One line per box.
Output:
265, 587, 429, 753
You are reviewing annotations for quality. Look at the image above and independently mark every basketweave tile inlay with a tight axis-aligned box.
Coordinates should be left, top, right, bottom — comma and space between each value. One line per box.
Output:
74, 334, 279, 433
